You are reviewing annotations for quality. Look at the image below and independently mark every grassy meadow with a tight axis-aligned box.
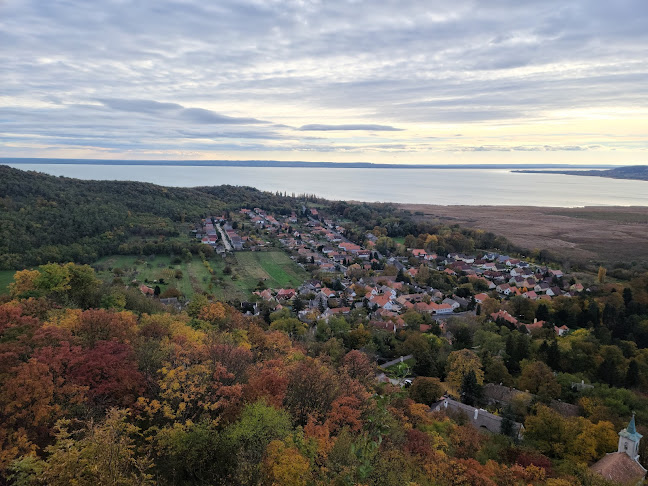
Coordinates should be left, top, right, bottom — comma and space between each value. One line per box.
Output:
0, 271, 14, 295
94, 250, 308, 302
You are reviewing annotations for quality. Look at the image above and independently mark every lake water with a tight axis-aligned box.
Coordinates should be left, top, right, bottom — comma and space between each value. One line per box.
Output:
7, 163, 648, 207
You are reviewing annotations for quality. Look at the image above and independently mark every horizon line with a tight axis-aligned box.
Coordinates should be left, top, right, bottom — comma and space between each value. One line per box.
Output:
0, 158, 627, 170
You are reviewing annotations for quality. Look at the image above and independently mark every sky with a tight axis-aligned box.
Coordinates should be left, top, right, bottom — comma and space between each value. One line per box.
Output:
1, 0, 647, 165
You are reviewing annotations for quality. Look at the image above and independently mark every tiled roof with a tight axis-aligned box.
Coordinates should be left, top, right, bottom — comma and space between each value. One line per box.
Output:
590, 453, 646, 485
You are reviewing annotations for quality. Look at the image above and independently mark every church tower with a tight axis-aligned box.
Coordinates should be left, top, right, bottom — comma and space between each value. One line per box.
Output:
618, 414, 643, 462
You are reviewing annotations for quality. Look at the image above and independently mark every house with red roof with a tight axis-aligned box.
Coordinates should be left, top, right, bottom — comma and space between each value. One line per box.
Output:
490, 310, 518, 326
474, 293, 489, 304
276, 289, 296, 300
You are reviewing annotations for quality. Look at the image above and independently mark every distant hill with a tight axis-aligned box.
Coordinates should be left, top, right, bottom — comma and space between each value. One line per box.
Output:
514, 165, 648, 181
0, 165, 296, 269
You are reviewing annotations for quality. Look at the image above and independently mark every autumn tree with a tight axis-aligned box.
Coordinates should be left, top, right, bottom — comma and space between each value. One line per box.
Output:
283, 358, 340, 426
517, 361, 561, 401
597, 266, 607, 284
340, 350, 375, 385
262, 439, 310, 486
37, 409, 153, 485
446, 349, 484, 389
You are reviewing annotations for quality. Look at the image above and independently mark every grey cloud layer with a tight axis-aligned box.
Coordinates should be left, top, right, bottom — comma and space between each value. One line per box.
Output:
1, 0, 647, 155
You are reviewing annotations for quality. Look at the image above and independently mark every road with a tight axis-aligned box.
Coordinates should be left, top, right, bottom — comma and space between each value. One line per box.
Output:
216, 224, 233, 251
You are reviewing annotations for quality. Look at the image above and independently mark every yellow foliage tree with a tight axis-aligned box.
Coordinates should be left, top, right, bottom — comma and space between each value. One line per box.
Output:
198, 303, 226, 324
446, 349, 484, 389
9, 269, 40, 297
262, 439, 310, 486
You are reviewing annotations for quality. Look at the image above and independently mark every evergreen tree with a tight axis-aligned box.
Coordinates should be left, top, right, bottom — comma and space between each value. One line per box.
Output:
460, 369, 482, 406
500, 405, 518, 442
505, 334, 519, 374
467, 296, 476, 311
547, 340, 561, 371
626, 360, 640, 388
597, 357, 620, 386
536, 303, 550, 322
292, 296, 305, 313
623, 287, 633, 306
413, 352, 438, 378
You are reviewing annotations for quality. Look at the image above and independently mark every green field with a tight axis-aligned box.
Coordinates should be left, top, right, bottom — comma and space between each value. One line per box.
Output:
0, 271, 15, 295
94, 254, 214, 299
93, 250, 309, 302
234, 251, 309, 290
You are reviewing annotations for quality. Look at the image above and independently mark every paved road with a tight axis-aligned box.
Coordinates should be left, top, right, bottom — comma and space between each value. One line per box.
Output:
217, 224, 233, 251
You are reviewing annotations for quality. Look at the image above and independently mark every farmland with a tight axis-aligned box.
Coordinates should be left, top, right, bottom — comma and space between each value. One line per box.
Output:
93, 250, 308, 302
233, 251, 309, 290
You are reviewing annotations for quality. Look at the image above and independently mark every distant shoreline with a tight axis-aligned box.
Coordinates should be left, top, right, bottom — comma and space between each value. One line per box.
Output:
513, 165, 648, 182
0, 158, 618, 170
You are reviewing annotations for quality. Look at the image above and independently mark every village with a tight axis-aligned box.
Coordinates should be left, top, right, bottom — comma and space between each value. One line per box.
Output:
190, 204, 585, 340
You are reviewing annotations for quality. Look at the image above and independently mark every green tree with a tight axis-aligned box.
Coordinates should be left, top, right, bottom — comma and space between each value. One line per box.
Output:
500, 405, 518, 441
409, 377, 444, 406
225, 401, 292, 483
460, 370, 482, 406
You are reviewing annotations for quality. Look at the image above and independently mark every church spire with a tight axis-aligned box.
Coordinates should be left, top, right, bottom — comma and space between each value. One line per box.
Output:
628, 414, 637, 435
618, 414, 643, 461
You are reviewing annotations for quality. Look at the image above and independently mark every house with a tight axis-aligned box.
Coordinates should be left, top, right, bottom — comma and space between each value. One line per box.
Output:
490, 310, 518, 326
412, 249, 428, 258
276, 289, 296, 300
370, 293, 395, 310
432, 303, 453, 314
319, 288, 336, 300
522, 290, 538, 300
254, 289, 274, 301
546, 286, 563, 297
554, 325, 570, 336
524, 320, 546, 333
431, 397, 523, 439
442, 298, 460, 310
474, 293, 489, 304
496, 283, 511, 294
590, 416, 646, 485
321, 307, 351, 321
570, 283, 584, 292
509, 267, 531, 278
139, 285, 155, 296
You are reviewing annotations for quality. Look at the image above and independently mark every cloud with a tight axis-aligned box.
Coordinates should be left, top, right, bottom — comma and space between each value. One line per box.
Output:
1, 0, 647, 159
98, 98, 266, 124
97, 98, 182, 113
299, 124, 403, 131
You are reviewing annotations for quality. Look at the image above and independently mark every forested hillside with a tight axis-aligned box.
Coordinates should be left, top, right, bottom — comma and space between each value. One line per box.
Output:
0, 166, 298, 269
1, 263, 642, 486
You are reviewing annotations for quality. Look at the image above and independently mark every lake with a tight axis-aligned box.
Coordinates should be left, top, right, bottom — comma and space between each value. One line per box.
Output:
7, 163, 648, 207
